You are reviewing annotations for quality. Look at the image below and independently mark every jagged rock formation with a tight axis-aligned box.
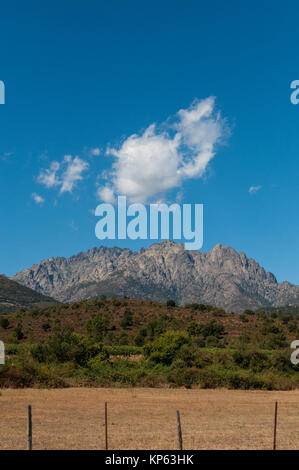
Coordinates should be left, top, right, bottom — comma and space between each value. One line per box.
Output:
13, 241, 299, 313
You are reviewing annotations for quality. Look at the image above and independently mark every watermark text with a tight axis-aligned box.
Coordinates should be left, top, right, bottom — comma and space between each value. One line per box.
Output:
0, 341, 5, 365
0, 81, 5, 104
95, 196, 203, 250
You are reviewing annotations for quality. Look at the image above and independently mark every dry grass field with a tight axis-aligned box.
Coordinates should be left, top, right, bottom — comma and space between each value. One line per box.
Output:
1, 388, 299, 450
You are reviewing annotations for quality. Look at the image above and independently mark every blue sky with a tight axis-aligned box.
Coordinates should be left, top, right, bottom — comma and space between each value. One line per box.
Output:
0, 0, 298, 284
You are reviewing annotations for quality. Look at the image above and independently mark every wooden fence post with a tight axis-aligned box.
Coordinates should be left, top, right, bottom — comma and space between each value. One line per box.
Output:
273, 401, 278, 451
27, 405, 32, 451
105, 402, 108, 450
176, 410, 183, 450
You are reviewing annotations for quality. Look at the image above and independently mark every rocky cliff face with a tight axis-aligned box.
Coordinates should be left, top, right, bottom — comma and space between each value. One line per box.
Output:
13, 241, 299, 313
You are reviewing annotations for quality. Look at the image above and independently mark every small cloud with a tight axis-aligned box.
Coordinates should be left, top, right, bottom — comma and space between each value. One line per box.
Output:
38, 155, 89, 194
90, 147, 101, 156
249, 185, 262, 194
32, 193, 45, 205
38, 161, 60, 188
96, 186, 116, 204
60, 156, 89, 193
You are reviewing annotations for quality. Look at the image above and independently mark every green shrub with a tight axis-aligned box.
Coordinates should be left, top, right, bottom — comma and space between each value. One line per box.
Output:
239, 314, 249, 323
118, 332, 129, 345
42, 322, 51, 332
212, 308, 226, 317
120, 310, 133, 329
13, 325, 24, 341
205, 336, 219, 347
168, 367, 199, 388
144, 331, 189, 365
200, 320, 225, 339
233, 349, 269, 372
198, 368, 224, 388
176, 344, 196, 366
281, 313, 293, 324
5, 343, 19, 355
104, 345, 142, 356
86, 313, 108, 341
0, 318, 9, 329
261, 324, 281, 335
186, 321, 200, 336
265, 333, 287, 350
134, 333, 145, 346
288, 321, 297, 333
257, 311, 267, 321
243, 309, 255, 316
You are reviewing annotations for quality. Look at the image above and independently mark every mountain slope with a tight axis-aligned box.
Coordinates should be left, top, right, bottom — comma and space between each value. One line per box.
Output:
13, 241, 299, 313
0, 275, 59, 313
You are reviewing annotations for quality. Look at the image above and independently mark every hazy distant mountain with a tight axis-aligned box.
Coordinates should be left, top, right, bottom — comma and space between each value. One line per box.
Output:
13, 241, 299, 313
0, 275, 59, 313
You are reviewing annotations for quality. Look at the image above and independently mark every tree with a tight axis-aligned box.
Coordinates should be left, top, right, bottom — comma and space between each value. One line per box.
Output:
144, 331, 190, 365
86, 314, 109, 341
120, 310, 133, 329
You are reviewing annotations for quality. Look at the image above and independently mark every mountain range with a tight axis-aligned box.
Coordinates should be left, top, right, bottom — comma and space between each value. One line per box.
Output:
12, 241, 299, 313
0, 274, 59, 313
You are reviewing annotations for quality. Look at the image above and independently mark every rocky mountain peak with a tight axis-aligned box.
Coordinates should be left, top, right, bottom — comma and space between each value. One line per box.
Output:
12, 241, 298, 313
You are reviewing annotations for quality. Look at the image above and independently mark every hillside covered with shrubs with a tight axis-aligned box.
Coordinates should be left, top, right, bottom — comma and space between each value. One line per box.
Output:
0, 296, 299, 390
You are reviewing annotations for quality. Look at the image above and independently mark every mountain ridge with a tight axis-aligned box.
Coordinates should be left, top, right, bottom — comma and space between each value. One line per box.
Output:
0, 274, 59, 313
12, 241, 299, 313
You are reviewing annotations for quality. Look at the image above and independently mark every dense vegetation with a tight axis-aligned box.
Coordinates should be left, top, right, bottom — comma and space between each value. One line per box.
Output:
0, 296, 299, 390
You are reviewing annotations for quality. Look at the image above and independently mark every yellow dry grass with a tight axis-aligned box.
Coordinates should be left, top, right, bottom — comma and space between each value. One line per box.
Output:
0, 387, 299, 450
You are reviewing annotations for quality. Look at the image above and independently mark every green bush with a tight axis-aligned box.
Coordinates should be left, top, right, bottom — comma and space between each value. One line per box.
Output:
261, 324, 281, 335
120, 310, 133, 329
168, 367, 199, 388
233, 349, 269, 372
243, 309, 255, 316
42, 322, 51, 332
205, 336, 219, 347
264, 333, 287, 350
13, 325, 24, 341
86, 313, 109, 341
144, 331, 189, 365
31, 326, 104, 367
5, 343, 19, 355
200, 320, 225, 339
281, 313, 293, 324
104, 345, 142, 356
0, 317, 9, 329
239, 314, 249, 323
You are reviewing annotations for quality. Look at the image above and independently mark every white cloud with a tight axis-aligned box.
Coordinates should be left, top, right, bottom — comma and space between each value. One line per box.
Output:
97, 186, 116, 204
38, 161, 60, 188
249, 185, 262, 194
60, 156, 89, 193
38, 156, 89, 194
32, 193, 45, 205
99, 97, 226, 203
90, 147, 101, 156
